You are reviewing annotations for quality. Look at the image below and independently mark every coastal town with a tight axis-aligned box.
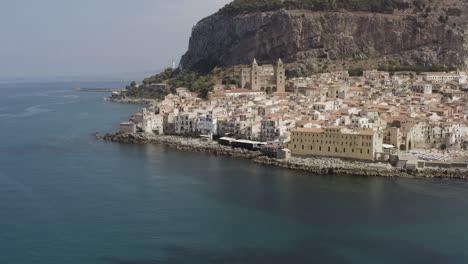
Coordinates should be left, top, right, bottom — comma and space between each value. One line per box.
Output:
108, 59, 468, 173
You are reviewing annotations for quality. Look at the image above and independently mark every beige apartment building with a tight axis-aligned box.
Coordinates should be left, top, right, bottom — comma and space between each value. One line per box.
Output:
288, 127, 383, 161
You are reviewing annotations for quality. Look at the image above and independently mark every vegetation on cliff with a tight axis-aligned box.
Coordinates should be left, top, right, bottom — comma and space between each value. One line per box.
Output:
345, 62, 457, 77
125, 64, 245, 100
377, 64, 457, 74
220, 0, 411, 15
126, 68, 217, 99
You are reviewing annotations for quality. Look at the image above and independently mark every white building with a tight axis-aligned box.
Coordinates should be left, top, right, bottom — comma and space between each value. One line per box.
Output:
411, 82, 433, 94
151, 115, 166, 135
175, 114, 196, 135
363, 69, 390, 81
225, 89, 266, 98
119, 122, 136, 134
351, 116, 373, 129
312, 101, 339, 112
422, 71, 467, 84
260, 115, 283, 142
196, 114, 217, 135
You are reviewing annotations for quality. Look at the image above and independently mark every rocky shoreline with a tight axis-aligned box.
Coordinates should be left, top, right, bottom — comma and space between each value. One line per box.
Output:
98, 132, 468, 180
104, 97, 157, 105
99, 132, 262, 158
253, 157, 467, 179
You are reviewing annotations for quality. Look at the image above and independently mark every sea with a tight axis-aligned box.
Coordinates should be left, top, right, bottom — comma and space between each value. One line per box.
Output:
0, 81, 468, 264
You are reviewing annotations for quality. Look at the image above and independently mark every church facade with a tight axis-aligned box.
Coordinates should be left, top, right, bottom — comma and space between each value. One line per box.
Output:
239, 58, 285, 94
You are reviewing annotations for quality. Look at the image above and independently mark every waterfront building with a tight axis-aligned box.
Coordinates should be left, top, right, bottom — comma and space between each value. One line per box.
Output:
244, 121, 261, 141
131, 65, 467, 162
151, 115, 167, 135
260, 114, 284, 142
196, 114, 217, 135
175, 114, 196, 135
119, 122, 136, 134
288, 127, 383, 161
217, 119, 241, 138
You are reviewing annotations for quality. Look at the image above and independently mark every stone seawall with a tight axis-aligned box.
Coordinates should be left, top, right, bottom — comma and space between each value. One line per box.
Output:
100, 133, 262, 159
104, 97, 157, 105
99, 132, 468, 180
253, 157, 468, 180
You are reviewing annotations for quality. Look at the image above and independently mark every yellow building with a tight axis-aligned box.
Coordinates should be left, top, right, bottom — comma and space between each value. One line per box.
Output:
288, 127, 383, 161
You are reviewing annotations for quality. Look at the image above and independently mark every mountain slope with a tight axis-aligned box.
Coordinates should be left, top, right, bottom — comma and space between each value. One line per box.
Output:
180, 0, 468, 75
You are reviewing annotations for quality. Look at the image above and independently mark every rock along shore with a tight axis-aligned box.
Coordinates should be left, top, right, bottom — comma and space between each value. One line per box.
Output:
104, 97, 157, 105
99, 132, 468, 180
100, 132, 261, 158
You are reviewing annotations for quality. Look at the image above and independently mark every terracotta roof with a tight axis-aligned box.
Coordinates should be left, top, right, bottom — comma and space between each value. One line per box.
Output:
292, 128, 324, 133
264, 113, 283, 119
349, 87, 364, 92
359, 130, 375, 136
226, 89, 263, 93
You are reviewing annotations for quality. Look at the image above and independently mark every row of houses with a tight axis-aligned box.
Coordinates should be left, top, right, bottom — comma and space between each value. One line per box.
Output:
126, 68, 468, 162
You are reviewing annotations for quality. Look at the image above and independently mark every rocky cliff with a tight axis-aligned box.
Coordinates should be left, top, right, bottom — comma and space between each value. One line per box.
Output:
180, 1, 468, 75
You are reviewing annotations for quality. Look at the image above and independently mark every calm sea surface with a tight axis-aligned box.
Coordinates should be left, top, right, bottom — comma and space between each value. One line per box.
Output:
1, 81, 468, 264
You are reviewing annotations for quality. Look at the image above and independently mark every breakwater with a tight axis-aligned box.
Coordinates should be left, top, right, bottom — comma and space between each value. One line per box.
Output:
99, 132, 468, 180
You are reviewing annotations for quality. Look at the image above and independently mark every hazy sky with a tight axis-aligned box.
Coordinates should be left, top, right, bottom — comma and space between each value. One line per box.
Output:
0, 0, 231, 80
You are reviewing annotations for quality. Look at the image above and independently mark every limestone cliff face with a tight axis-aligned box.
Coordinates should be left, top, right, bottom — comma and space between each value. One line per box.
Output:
180, 8, 468, 75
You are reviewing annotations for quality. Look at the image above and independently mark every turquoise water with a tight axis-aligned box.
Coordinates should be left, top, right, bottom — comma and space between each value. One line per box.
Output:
1, 81, 468, 264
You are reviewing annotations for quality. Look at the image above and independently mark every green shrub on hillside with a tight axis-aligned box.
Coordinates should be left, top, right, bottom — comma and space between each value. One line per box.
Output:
378, 64, 456, 74
126, 69, 216, 99
220, 0, 411, 15
142, 68, 174, 85
445, 7, 462, 17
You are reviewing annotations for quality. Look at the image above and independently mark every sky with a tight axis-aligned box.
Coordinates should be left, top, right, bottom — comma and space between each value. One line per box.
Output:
0, 0, 231, 81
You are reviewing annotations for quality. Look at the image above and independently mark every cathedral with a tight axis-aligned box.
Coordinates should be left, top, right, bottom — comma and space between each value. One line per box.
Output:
239, 58, 285, 94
